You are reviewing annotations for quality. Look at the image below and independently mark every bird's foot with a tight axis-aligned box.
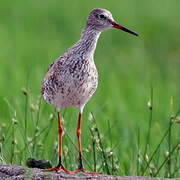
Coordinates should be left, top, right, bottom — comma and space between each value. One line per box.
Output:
43, 165, 74, 174
73, 168, 101, 174
74, 158, 101, 174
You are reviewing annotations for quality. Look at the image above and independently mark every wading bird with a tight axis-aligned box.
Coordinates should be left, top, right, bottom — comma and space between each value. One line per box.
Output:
42, 8, 138, 174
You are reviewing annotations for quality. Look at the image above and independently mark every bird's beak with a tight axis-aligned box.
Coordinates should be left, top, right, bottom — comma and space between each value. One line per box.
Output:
111, 21, 138, 36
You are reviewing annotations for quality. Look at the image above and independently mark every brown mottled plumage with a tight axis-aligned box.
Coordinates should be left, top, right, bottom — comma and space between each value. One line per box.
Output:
41, 26, 99, 109
41, 8, 138, 173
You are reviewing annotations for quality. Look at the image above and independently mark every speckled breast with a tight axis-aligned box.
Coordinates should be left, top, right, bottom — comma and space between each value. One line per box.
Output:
42, 58, 98, 108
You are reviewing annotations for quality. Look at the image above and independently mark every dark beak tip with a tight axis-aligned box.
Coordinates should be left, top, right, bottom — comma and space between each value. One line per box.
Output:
133, 32, 139, 37
112, 22, 138, 37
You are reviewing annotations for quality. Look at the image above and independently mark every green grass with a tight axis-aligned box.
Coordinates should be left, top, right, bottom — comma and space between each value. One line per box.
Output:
0, 0, 180, 178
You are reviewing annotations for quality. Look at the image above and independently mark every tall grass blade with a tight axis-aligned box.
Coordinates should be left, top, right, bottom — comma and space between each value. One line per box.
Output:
91, 112, 110, 174
89, 126, 97, 172
154, 141, 180, 177
144, 87, 153, 157
142, 109, 180, 176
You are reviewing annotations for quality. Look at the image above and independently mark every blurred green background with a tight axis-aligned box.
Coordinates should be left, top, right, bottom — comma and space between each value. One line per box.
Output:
0, 0, 179, 177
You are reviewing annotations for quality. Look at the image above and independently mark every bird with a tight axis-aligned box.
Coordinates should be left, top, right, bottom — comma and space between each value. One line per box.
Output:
41, 8, 138, 174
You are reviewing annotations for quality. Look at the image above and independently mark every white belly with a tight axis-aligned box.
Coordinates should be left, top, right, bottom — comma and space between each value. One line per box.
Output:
51, 80, 98, 108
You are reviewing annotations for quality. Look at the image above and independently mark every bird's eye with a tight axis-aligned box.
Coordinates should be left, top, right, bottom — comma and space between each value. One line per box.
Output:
99, 14, 106, 19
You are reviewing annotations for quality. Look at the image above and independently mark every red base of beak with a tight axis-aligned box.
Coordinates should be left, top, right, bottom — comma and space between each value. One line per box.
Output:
111, 21, 138, 36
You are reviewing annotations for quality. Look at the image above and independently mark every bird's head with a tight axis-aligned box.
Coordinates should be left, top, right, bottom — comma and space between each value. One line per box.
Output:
87, 8, 138, 36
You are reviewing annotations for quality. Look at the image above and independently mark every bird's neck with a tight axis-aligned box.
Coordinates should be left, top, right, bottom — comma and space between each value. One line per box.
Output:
77, 26, 101, 59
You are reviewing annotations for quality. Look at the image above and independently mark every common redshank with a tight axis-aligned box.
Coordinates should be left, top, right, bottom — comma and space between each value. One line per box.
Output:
42, 8, 138, 174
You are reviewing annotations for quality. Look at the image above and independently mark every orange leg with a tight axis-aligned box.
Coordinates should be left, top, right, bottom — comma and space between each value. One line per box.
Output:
57, 111, 63, 159
43, 112, 73, 174
73, 112, 101, 174
77, 113, 83, 170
